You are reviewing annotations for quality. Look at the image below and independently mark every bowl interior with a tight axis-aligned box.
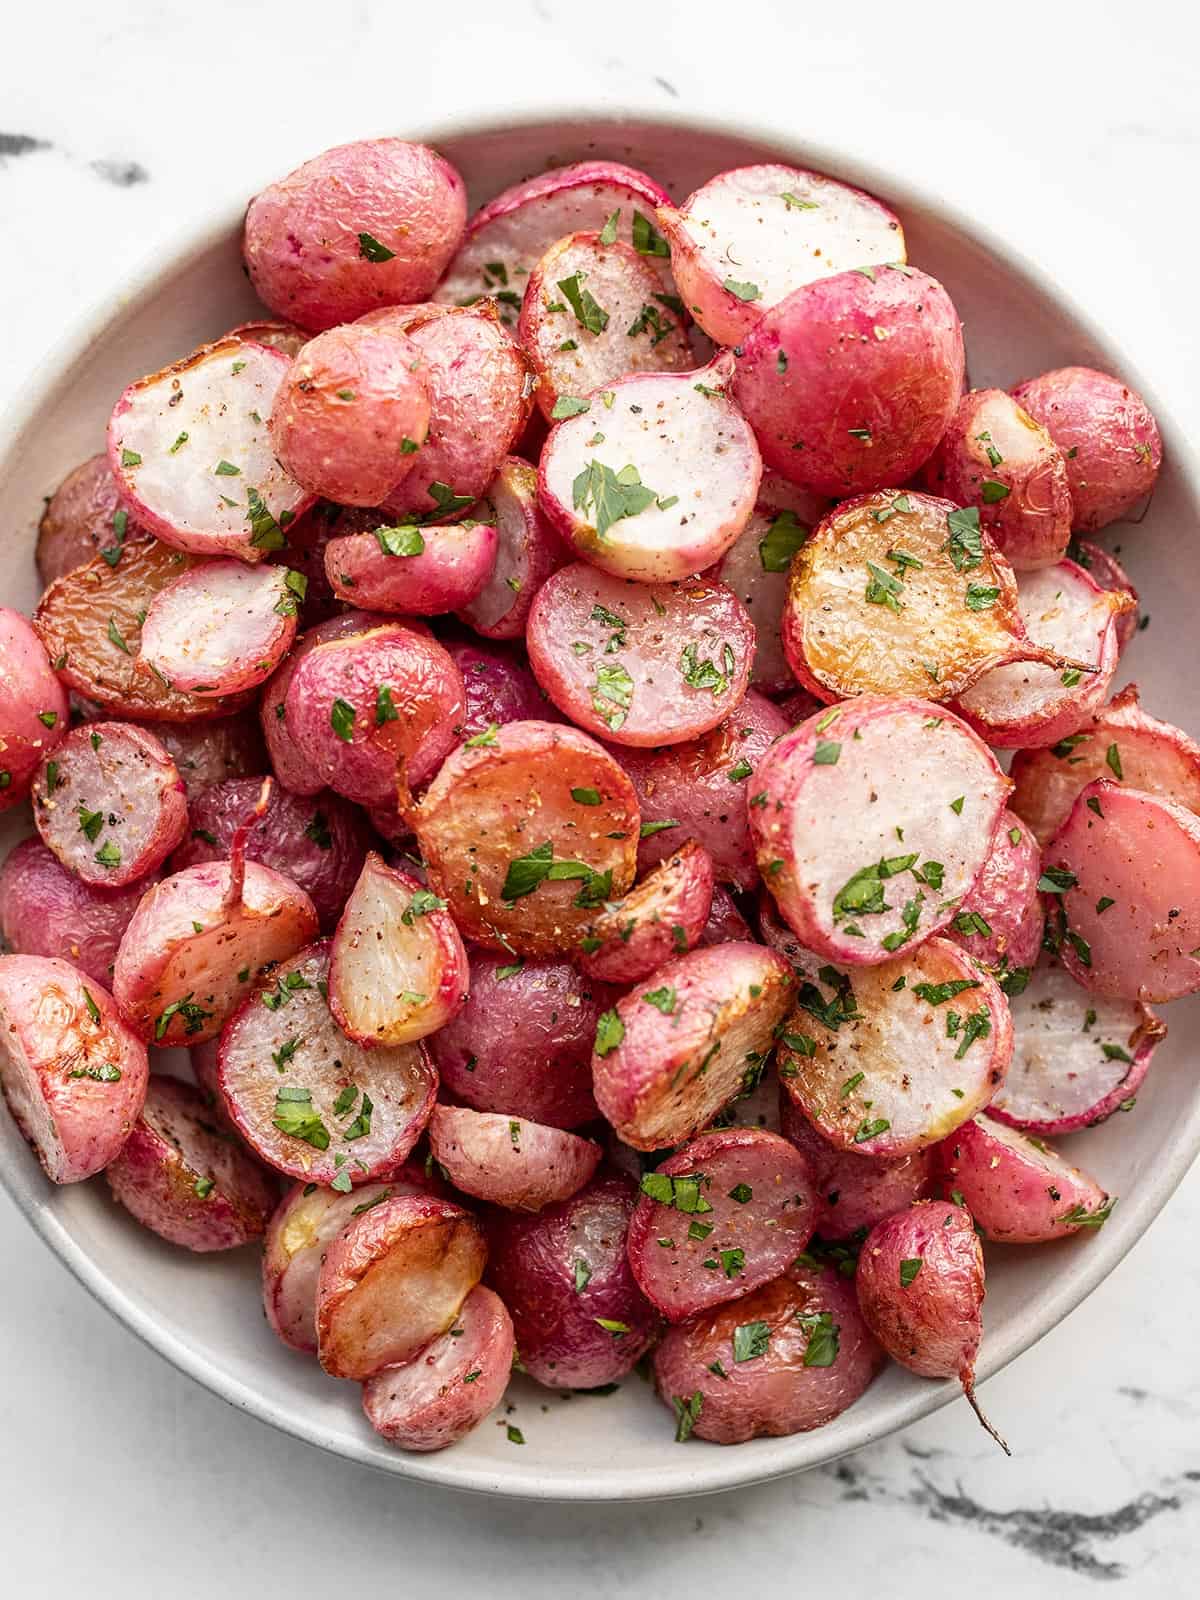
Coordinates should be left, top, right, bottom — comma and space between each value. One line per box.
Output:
1, 110, 1198, 1501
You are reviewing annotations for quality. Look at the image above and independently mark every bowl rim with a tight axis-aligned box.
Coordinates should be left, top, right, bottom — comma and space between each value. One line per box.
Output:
3, 101, 1198, 1503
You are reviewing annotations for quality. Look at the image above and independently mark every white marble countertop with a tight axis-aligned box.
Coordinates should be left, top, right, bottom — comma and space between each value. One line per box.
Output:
2, 0, 1199, 1592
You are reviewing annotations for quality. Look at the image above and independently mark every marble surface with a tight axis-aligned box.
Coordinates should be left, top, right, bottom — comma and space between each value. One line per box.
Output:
2, 0, 1200, 1592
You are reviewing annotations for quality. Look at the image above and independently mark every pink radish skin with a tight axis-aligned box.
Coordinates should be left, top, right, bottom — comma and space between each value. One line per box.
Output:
921, 389, 1072, 570
138, 560, 299, 693
105, 1075, 275, 1250
591, 942, 793, 1151
0, 838, 156, 986
219, 939, 436, 1185
243, 139, 467, 332
750, 696, 1010, 965
656, 163, 904, 347
149, 713, 267, 800
538, 352, 761, 583
0, 607, 68, 812
442, 638, 554, 740
433, 160, 673, 321
329, 853, 468, 1046
316, 1194, 487, 1380
36, 454, 149, 586
484, 1169, 661, 1390
774, 687, 827, 726
699, 884, 754, 946
579, 839, 715, 982
776, 938, 1011, 1157
32, 721, 188, 888
0, 955, 148, 1183
362, 1284, 514, 1453
427, 952, 610, 1129
518, 231, 692, 419
1044, 780, 1200, 1002
113, 858, 318, 1045
223, 319, 307, 358
1009, 684, 1200, 845
653, 1265, 884, 1444
954, 560, 1134, 749
427, 1104, 601, 1211
528, 564, 754, 746
778, 1093, 935, 1240
107, 339, 313, 560
626, 1128, 816, 1321
731, 266, 964, 496
614, 689, 790, 891
937, 1116, 1114, 1243
944, 808, 1044, 972
1010, 366, 1162, 532
1070, 539, 1140, 650
455, 457, 567, 640
269, 323, 431, 505
325, 517, 498, 614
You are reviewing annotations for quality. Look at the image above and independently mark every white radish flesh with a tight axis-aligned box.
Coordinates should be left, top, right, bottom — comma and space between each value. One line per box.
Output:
139, 560, 300, 693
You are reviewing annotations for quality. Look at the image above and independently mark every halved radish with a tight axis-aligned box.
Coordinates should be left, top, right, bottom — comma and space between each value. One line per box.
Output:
578, 840, 714, 982
0, 606, 69, 811
316, 1194, 486, 1379
329, 853, 468, 1046
138, 560, 300, 693
538, 353, 761, 583
426, 1104, 601, 1211
1009, 684, 1200, 845
1070, 539, 1140, 650
776, 937, 1011, 1157
988, 958, 1163, 1135
324, 515, 497, 614
656, 163, 904, 346
782, 491, 1063, 704
626, 1127, 815, 1321
527, 563, 754, 745
433, 160, 673, 322
362, 1284, 514, 1453
31, 721, 188, 888
591, 941, 792, 1151
455, 457, 566, 640
105, 1074, 275, 1250
944, 807, 1043, 972
954, 559, 1134, 749
415, 720, 639, 957
750, 696, 1010, 965
224, 318, 307, 358
0, 955, 148, 1183
1043, 780, 1200, 1001
778, 1092, 935, 1240
0, 838, 156, 987
937, 1116, 1115, 1243
107, 338, 313, 560
518, 230, 692, 420
219, 940, 437, 1185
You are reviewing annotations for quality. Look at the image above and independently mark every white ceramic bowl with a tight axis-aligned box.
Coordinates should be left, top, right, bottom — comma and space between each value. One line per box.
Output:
2, 109, 1198, 1502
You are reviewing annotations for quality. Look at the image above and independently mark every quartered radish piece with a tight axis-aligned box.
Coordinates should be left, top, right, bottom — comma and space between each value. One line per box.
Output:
1009, 684, 1200, 845
527, 563, 754, 745
224, 318, 307, 358
1042, 780, 1200, 1002
105, 1075, 276, 1251
362, 1284, 514, 1453
329, 853, 468, 1046
578, 839, 715, 982
782, 491, 1061, 704
943, 808, 1043, 973
34, 540, 255, 723
538, 353, 761, 583
0, 838, 155, 986
433, 160, 673, 323
325, 515, 498, 615
427, 1104, 601, 1211
519, 230, 692, 420
107, 338, 313, 560
455, 457, 566, 640
0, 606, 68, 811
415, 720, 639, 957
778, 1092, 935, 1239
626, 1127, 816, 1321
37, 453, 151, 587
138, 559, 300, 693
776, 938, 1010, 1157
921, 389, 1072, 571
750, 696, 1010, 965
0, 955, 148, 1183
615, 688, 789, 890
32, 721, 187, 888
954, 559, 1134, 749
590, 941, 792, 1150
316, 1194, 486, 1380
1069, 539, 1140, 650
442, 638, 551, 741
656, 163, 904, 347
219, 940, 437, 1184
938, 1116, 1115, 1243
989, 958, 1164, 1135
